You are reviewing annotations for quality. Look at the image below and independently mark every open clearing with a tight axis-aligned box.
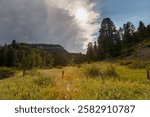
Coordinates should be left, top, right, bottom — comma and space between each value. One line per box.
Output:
0, 62, 150, 100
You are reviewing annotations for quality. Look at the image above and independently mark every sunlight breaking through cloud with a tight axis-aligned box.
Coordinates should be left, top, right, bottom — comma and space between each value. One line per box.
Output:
45, 0, 100, 51
0, 0, 100, 52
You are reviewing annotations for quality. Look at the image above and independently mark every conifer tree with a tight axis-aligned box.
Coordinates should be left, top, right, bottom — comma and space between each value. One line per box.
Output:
7, 47, 18, 67
122, 22, 135, 48
93, 41, 98, 60
97, 17, 121, 59
86, 42, 94, 61
0, 46, 8, 66
138, 21, 147, 39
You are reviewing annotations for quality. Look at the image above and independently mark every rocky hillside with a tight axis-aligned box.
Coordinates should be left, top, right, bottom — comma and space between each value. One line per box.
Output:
124, 40, 150, 60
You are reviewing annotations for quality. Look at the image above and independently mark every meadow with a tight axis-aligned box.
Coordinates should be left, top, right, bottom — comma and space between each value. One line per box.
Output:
0, 61, 150, 100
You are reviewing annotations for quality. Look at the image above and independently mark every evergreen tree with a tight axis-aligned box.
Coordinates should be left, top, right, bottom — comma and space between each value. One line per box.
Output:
97, 17, 121, 59
7, 47, 18, 67
0, 46, 8, 66
86, 42, 94, 61
93, 41, 98, 60
137, 21, 147, 40
138, 21, 146, 33
146, 24, 150, 38
11, 40, 16, 46
114, 30, 122, 56
122, 22, 135, 48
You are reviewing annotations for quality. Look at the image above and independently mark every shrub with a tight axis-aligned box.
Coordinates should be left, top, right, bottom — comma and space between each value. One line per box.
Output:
84, 65, 101, 78
33, 76, 55, 87
129, 61, 150, 69
77, 64, 82, 68
120, 60, 133, 66
0, 67, 16, 80
105, 65, 118, 78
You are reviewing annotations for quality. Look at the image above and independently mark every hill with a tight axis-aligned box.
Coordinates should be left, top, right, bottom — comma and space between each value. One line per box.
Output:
31, 44, 69, 54
0, 41, 86, 68
30, 43, 86, 65
122, 40, 150, 60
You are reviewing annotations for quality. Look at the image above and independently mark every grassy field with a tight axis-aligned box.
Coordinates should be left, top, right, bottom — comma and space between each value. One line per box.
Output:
0, 61, 150, 100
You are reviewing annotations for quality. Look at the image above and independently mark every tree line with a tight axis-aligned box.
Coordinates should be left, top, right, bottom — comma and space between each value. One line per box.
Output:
0, 40, 86, 69
86, 17, 150, 61
0, 40, 54, 70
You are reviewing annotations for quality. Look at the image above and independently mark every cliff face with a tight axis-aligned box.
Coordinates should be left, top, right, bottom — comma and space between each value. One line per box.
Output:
32, 44, 68, 54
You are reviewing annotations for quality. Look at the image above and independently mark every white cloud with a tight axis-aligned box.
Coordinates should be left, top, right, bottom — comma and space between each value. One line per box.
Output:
45, 0, 101, 51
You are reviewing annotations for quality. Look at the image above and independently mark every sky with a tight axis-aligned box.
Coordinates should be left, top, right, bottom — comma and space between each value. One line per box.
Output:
99, 0, 150, 28
0, 0, 149, 53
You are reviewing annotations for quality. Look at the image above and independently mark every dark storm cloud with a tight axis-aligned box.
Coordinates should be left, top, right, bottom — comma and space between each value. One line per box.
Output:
0, 0, 48, 43
0, 0, 100, 52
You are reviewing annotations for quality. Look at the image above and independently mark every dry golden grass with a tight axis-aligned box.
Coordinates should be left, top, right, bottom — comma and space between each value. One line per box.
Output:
0, 61, 150, 100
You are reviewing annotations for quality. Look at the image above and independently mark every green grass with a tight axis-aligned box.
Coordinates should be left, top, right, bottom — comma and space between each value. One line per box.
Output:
0, 61, 150, 100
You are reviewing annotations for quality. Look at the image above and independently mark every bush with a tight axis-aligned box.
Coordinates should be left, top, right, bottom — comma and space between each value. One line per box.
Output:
33, 76, 55, 87
120, 60, 133, 66
129, 61, 150, 69
84, 65, 101, 78
105, 65, 118, 78
0, 67, 16, 80
77, 64, 82, 68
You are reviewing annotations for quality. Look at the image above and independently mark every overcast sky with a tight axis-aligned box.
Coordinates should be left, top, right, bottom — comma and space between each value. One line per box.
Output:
0, 0, 149, 52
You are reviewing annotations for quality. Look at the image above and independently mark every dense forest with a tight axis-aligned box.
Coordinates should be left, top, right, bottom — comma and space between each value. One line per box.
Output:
86, 17, 150, 61
0, 41, 54, 69
0, 40, 86, 71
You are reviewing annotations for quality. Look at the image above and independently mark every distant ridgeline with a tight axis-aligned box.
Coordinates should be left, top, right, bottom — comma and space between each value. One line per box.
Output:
0, 40, 86, 69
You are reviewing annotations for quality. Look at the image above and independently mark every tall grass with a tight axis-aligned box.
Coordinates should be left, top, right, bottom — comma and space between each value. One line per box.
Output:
0, 61, 150, 100
0, 67, 16, 80
105, 65, 118, 78
83, 64, 101, 78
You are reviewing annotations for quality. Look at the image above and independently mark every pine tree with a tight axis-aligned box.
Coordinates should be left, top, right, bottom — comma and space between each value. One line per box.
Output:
97, 17, 121, 59
93, 41, 98, 60
11, 40, 17, 47
7, 47, 19, 67
113, 30, 122, 56
0, 46, 8, 66
147, 24, 150, 37
122, 22, 135, 48
86, 42, 94, 61
137, 21, 147, 40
